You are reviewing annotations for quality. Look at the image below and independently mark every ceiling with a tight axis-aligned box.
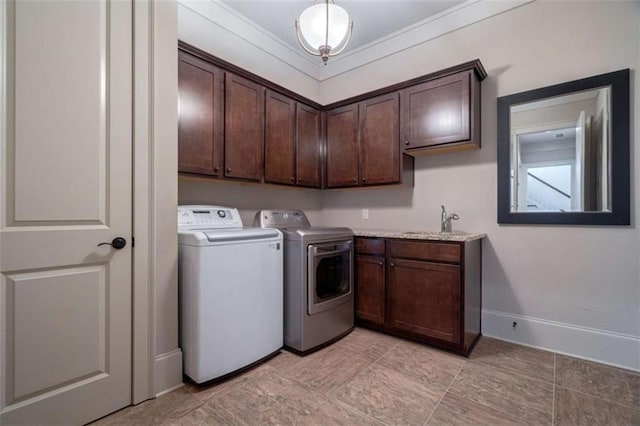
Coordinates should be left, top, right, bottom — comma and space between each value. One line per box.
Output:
220, 0, 467, 54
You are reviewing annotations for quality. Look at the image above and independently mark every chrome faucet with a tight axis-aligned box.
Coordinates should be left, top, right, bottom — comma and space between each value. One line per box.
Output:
441, 205, 459, 233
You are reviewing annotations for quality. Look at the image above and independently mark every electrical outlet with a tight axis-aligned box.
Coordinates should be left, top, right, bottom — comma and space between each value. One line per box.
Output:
362, 208, 369, 220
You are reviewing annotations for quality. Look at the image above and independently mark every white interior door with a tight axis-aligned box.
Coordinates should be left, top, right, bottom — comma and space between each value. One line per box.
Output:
0, 0, 132, 424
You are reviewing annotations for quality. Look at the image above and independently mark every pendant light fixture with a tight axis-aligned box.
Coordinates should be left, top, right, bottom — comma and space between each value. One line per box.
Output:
295, 0, 353, 65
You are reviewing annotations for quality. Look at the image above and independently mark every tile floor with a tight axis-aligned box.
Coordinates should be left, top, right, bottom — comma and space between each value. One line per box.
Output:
94, 328, 640, 425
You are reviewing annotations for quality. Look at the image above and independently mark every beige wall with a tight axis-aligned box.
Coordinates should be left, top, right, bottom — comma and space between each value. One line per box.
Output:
319, 1, 639, 367
177, 1, 639, 369
177, 1, 320, 101
178, 176, 323, 226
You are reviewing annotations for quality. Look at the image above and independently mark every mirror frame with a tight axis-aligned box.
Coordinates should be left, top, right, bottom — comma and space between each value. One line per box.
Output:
497, 69, 630, 225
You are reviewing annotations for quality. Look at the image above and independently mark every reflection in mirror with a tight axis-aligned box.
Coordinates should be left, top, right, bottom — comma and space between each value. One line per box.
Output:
497, 69, 629, 225
509, 87, 611, 213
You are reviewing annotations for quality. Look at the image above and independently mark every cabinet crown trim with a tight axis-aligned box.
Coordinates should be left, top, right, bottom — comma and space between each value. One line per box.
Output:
179, 41, 485, 112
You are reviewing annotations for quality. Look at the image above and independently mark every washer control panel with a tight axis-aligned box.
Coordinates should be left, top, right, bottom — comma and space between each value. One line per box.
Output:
178, 205, 242, 229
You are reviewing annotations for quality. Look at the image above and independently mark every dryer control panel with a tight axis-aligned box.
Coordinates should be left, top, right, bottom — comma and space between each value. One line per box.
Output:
253, 210, 311, 228
178, 205, 243, 229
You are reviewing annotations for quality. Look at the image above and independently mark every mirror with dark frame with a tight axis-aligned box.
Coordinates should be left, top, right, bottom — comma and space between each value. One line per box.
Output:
497, 69, 630, 225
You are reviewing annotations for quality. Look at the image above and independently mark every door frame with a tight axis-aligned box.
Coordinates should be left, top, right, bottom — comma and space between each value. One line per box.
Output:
132, 0, 180, 404
132, 0, 155, 405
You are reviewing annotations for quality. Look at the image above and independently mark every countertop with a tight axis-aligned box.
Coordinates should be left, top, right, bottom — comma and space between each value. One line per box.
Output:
352, 228, 486, 242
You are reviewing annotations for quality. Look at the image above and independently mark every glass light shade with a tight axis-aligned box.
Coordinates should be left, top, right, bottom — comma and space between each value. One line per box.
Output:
298, 3, 350, 50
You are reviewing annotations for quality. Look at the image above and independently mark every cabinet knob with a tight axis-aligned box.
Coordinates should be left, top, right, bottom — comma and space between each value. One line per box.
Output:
404, 140, 410, 146
390, 262, 395, 267
226, 167, 232, 173
214, 166, 220, 172
362, 177, 367, 183
378, 261, 383, 266
298, 178, 302, 183
353, 178, 357, 183
290, 176, 295, 182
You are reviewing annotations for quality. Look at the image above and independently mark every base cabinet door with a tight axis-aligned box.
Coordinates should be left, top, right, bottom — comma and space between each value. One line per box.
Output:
355, 255, 385, 325
387, 258, 461, 344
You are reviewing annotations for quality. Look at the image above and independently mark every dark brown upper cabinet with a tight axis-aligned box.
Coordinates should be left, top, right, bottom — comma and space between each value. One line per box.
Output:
178, 43, 486, 189
326, 93, 411, 189
401, 69, 481, 155
224, 72, 265, 181
264, 93, 322, 188
178, 51, 224, 176
295, 104, 322, 188
326, 104, 359, 188
264, 90, 296, 185
359, 93, 401, 185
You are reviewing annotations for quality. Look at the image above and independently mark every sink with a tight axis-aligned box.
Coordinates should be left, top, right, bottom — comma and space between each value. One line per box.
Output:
401, 231, 471, 236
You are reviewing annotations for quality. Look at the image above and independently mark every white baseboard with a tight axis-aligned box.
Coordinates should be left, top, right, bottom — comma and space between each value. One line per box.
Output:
154, 349, 184, 396
155, 383, 184, 398
482, 309, 640, 372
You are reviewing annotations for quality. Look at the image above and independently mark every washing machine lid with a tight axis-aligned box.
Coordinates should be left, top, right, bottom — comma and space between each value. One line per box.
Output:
179, 227, 281, 246
178, 205, 242, 230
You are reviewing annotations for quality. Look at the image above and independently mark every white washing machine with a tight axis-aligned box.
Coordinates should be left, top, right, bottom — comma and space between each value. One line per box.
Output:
178, 205, 283, 384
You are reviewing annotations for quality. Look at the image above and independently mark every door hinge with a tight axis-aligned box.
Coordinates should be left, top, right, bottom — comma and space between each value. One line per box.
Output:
132, 236, 135, 248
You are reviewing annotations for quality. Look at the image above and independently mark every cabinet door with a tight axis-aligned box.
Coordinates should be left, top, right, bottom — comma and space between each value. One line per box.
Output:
264, 91, 296, 185
224, 72, 265, 181
355, 255, 385, 325
402, 71, 471, 149
178, 52, 223, 176
296, 104, 322, 188
326, 104, 359, 188
387, 258, 461, 344
359, 93, 400, 185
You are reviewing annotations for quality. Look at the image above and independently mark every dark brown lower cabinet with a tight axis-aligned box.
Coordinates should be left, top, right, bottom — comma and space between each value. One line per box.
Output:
387, 259, 460, 344
354, 236, 482, 355
355, 255, 386, 326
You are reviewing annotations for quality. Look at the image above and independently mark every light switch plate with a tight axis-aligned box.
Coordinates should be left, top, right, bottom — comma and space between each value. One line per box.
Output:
362, 209, 369, 220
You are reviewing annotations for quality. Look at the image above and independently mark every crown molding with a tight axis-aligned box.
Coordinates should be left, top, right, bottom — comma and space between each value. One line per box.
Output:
178, 0, 321, 80
316, 0, 534, 81
179, 0, 534, 83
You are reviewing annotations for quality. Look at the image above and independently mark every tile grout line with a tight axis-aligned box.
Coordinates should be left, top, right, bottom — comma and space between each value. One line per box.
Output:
323, 339, 402, 396
467, 358, 555, 385
325, 393, 390, 426
304, 360, 390, 426
445, 359, 554, 425
551, 353, 556, 426
321, 338, 403, 426
554, 384, 640, 412
421, 358, 467, 426
325, 342, 400, 392
446, 388, 530, 424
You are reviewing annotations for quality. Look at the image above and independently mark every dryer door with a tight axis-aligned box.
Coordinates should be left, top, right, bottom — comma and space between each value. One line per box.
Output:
307, 240, 353, 315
